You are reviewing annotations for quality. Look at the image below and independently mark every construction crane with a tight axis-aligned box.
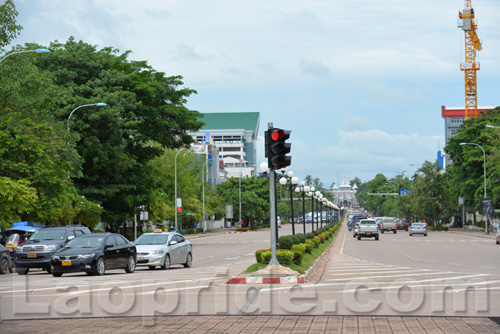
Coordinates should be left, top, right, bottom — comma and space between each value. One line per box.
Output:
458, 0, 482, 119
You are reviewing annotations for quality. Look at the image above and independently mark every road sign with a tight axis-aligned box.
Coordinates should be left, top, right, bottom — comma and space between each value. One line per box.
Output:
176, 198, 182, 212
140, 211, 148, 220
399, 188, 411, 195
482, 198, 493, 215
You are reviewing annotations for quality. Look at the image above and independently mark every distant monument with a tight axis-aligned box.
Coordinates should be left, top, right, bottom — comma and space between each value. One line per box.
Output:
331, 178, 358, 207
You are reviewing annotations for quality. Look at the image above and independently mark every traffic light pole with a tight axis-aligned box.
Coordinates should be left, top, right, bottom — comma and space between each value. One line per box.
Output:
269, 170, 279, 265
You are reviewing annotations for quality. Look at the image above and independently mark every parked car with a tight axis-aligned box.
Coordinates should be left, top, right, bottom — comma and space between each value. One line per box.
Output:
135, 232, 192, 269
409, 222, 427, 237
0, 244, 13, 274
397, 219, 409, 231
14, 225, 92, 275
51, 233, 136, 277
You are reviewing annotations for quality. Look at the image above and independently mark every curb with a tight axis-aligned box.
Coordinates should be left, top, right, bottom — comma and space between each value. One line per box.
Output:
228, 275, 306, 284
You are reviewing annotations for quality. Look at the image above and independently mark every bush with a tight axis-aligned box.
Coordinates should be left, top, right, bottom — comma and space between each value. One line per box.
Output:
305, 233, 315, 240
427, 226, 449, 231
313, 236, 321, 247
276, 250, 294, 265
302, 242, 313, 254
318, 234, 326, 243
237, 227, 250, 232
255, 249, 267, 263
295, 233, 306, 243
292, 250, 303, 265
291, 244, 306, 254
278, 235, 294, 250
261, 251, 272, 264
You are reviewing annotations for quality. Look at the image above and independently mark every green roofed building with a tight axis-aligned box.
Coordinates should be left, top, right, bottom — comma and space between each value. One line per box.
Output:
189, 112, 260, 182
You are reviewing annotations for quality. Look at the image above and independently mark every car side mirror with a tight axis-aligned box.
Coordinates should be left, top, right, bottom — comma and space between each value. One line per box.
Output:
169, 241, 177, 246
67, 235, 75, 241
105, 243, 114, 249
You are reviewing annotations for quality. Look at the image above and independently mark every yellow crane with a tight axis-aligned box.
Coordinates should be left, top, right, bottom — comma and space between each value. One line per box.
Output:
458, 0, 482, 119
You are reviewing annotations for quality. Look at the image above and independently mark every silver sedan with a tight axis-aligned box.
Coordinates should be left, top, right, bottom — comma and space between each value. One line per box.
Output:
134, 232, 193, 269
409, 222, 427, 237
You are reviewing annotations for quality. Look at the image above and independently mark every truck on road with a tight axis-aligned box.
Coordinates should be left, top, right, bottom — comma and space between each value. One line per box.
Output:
356, 219, 380, 240
380, 217, 398, 234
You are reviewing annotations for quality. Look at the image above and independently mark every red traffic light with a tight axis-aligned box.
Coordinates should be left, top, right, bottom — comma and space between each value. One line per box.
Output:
271, 129, 285, 141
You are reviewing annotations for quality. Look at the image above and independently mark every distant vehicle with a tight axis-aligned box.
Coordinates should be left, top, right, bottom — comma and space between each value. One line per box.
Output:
134, 232, 192, 270
409, 222, 427, 237
380, 218, 398, 234
277, 216, 282, 228
397, 219, 408, 231
496, 228, 500, 245
51, 233, 136, 276
14, 225, 91, 275
356, 219, 380, 241
353, 223, 360, 238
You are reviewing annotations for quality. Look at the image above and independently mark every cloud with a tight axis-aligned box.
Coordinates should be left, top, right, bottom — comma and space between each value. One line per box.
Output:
177, 43, 205, 60
298, 58, 332, 78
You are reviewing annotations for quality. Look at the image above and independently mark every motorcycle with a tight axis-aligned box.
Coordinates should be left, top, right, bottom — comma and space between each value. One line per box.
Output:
348, 224, 352, 232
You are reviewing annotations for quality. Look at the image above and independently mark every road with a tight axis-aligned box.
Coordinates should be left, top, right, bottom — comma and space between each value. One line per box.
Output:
1, 222, 499, 320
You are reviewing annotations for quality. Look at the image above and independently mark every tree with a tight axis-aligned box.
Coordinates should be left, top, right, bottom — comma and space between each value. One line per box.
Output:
0, 177, 37, 229
30, 38, 204, 229
0, 0, 22, 48
217, 176, 269, 228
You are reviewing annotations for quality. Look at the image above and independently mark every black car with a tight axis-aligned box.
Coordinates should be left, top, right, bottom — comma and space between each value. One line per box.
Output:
14, 225, 92, 275
51, 233, 136, 277
397, 220, 409, 231
0, 244, 13, 274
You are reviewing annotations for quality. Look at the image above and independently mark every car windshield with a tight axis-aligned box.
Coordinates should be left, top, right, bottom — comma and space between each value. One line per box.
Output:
29, 229, 65, 241
66, 236, 105, 248
135, 234, 169, 245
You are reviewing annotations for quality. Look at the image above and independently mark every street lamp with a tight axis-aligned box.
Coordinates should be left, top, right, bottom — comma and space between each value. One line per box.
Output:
310, 187, 315, 233
279, 171, 299, 235
67, 102, 108, 130
174, 149, 187, 231
0, 48, 51, 64
202, 159, 210, 233
460, 142, 489, 233
302, 182, 310, 234
315, 191, 321, 229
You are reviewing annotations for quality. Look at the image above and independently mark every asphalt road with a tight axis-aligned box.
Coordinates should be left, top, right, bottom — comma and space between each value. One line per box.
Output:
1, 222, 499, 320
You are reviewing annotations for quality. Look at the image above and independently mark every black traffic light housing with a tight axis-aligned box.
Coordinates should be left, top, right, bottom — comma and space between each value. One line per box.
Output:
265, 128, 292, 170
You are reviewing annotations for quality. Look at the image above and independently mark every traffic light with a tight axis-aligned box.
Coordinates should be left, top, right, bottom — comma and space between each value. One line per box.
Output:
265, 128, 291, 170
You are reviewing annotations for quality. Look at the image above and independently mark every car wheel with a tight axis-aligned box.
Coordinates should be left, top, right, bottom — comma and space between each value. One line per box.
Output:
357, 235, 361, 240
0, 256, 9, 274
497, 240, 499, 245
381, 230, 384, 234
9, 260, 14, 273
125, 256, 136, 273
424, 234, 427, 237
148, 266, 156, 270
45, 267, 51, 274
52, 272, 63, 277
375, 235, 379, 241
393, 230, 397, 234
183, 253, 192, 268
161, 255, 171, 270
95, 257, 106, 276
409, 234, 412, 237
16, 268, 29, 275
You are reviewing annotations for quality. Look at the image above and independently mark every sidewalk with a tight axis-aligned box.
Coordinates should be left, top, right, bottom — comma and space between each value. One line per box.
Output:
1, 315, 499, 333
447, 227, 497, 239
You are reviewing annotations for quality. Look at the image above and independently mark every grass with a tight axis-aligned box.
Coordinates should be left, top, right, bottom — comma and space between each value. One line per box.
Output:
243, 227, 340, 275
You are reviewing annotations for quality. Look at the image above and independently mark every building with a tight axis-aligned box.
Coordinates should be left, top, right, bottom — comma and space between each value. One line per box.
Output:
189, 112, 260, 180
441, 105, 494, 167
331, 178, 358, 208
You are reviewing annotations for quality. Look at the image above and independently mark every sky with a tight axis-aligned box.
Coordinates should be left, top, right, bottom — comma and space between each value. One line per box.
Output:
5, 0, 500, 188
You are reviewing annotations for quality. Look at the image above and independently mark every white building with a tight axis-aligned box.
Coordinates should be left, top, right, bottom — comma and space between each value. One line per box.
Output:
331, 178, 358, 207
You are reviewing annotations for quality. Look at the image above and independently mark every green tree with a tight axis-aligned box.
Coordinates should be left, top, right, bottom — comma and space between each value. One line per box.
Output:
0, 0, 22, 48
0, 177, 37, 229
217, 176, 269, 228
30, 38, 204, 230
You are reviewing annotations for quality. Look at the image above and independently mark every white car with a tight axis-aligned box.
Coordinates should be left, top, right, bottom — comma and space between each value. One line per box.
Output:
134, 232, 192, 270
277, 216, 282, 228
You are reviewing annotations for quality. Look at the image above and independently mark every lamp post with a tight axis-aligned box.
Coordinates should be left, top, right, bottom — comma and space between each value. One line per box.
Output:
315, 191, 321, 229
0, 48, 50, 64
202, 159, 210, 233
310, 187, 315, 233
460, 142, 489, 233
67, 103, 108, 130
279, 171, 299, 235
302, 183, 310, 234
174, 149, 186, 231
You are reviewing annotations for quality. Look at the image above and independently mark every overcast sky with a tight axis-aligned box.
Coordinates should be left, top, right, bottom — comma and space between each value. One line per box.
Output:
6, 0, 500, 187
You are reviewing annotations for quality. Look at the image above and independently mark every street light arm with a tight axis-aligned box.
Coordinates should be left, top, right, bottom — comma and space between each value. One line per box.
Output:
0, 48, 51, 64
